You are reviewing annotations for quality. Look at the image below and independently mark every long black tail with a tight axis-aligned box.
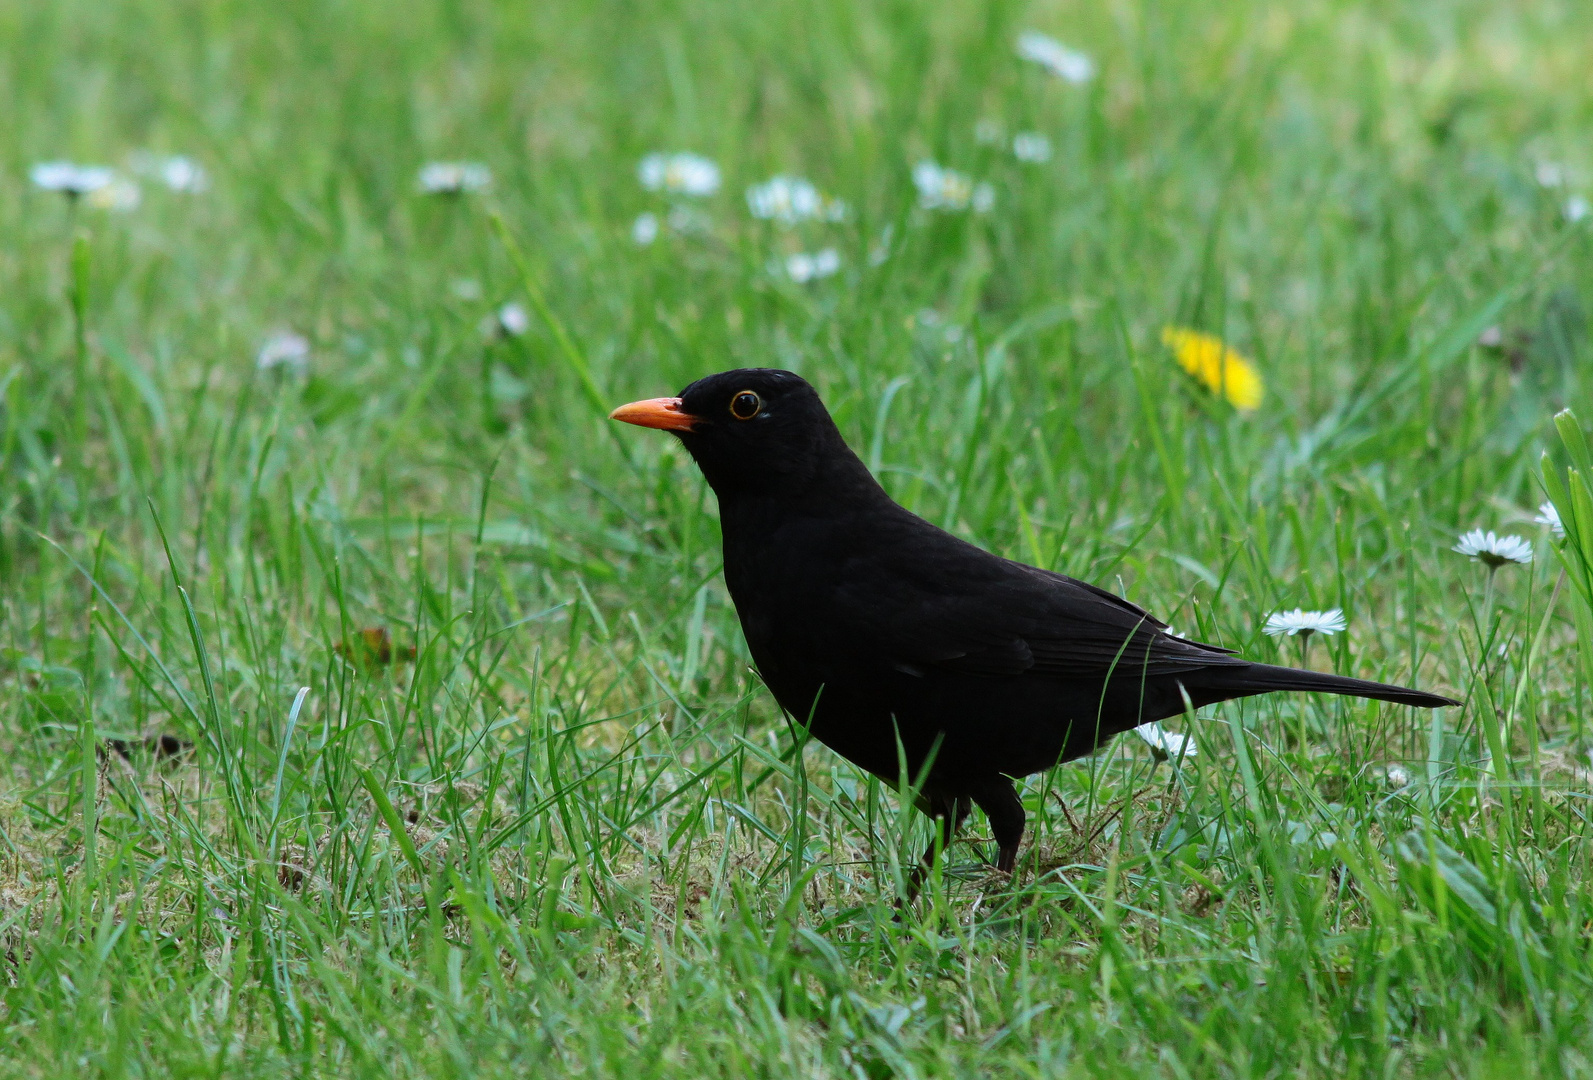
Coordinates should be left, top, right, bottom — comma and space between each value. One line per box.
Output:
1192, 662, 1459, 709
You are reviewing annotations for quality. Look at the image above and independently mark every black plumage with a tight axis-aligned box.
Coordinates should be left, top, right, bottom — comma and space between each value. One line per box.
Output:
612, 369, 1458, 885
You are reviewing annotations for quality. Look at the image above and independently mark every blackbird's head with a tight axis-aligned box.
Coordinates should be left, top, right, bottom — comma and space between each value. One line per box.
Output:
610, 368, 858, 497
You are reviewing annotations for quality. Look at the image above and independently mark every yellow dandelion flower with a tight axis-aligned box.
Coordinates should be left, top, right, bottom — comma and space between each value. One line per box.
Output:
1160, 327, 1263, 412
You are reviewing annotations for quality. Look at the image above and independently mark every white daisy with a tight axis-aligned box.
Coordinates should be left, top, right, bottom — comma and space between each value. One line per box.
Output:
1134, 722, 1197, 763
1378, 763, 1412, 789
912, 308, 966, 345
747, 176, 819, 223
1015, 31, 1094, 84
495, 302, 530, 337
133, 153, 208, 193
631, 212, 660, 245
1453, 529, 1533, 567
913, 161, 967, 209
1536, 162, 1566, 188
1263, 608, 1346, 638
1012, 132, 1052, 163
913, 161, 993, 213
157, 155, 208, 193
257, 332, 310, 374
868, 224, 894, 267
417, 162, 491, 195
86, 178, 141, 211
1536, 501, 1565, 539
638, 152, 720, 197
784, 248, 841, 283
665, 204, 710, 234
31, 162, 115, 197
480, 302, 531, 339
1565, 196, 1590, 224
481, 302, 532, 340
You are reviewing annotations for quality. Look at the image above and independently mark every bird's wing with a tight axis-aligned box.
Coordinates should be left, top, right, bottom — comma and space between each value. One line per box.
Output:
828, 537, 1242, 681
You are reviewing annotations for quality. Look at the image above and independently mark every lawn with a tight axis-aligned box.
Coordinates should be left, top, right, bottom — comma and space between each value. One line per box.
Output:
3, 0, 1593, 1074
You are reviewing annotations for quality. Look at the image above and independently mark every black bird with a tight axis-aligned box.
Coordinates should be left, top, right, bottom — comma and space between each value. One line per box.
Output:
612, 369, 1458, 885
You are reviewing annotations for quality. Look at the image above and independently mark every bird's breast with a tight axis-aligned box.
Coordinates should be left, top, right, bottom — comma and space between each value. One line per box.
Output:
720, 513, 861, 685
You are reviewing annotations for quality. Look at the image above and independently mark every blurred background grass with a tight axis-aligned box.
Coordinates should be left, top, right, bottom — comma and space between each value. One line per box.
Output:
2, 0, 1593, 1075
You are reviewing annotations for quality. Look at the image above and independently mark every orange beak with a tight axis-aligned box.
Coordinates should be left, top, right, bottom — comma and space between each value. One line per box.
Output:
608, 396, 700, 432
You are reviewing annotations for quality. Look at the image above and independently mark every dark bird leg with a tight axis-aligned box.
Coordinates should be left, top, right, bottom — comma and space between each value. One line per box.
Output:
969, 777, 1026, 874
904, 793, 971, 901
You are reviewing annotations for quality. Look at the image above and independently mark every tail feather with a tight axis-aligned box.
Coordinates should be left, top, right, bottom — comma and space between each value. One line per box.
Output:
1193, 662, 1459, 709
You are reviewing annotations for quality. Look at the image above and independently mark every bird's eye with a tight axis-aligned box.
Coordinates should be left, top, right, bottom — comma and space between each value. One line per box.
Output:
729, 390, 762, 420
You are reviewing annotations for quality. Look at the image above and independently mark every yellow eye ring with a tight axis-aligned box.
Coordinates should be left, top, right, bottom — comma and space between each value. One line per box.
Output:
729, 390, 762, 420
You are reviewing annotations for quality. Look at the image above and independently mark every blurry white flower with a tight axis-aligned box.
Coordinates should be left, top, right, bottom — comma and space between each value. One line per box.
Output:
479, 302, 531, 339
638, 152, 720, 197
748, 175, 819, 221
31, 162, 114, 197
1536, 162, 1566, 188
784, 248, 841, 283
913, 161, 965, 209
257, 332, 310, 374
913, 308, 965, 345
158, 155, 208, 193
1380, 764, 1412, 789
1263, 609, 1346, 638
974, 119, 1003, 145
1012, 132, 1052, 163
495, 302, 530, 336
133, 153, 208, 193
746, 175, 845, 225
1565, 196, 1590, 224
632, 212, 660, 245
1453, 529, 1532, 567
1536, 501, 1565, 539
868, 224, 895, 267
86, 178, 141, 211
666, 204, 710, 234
450, 278, 483, 302
417, 162, 491, 194
1477, 325, 1504, 347
913, 161, 992, 213
1135, 722, 1197, 763
1016, 31, 1094, 84
491, 365, 528, 403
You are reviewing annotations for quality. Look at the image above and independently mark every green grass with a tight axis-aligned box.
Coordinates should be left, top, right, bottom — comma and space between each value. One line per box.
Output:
3, 0, 1593, 1074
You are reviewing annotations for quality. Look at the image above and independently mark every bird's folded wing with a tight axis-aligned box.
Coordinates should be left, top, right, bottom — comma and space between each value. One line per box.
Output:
832, 557, 1241, 681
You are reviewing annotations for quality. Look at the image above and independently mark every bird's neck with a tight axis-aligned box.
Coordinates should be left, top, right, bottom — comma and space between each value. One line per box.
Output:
715, 441, 891, 533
